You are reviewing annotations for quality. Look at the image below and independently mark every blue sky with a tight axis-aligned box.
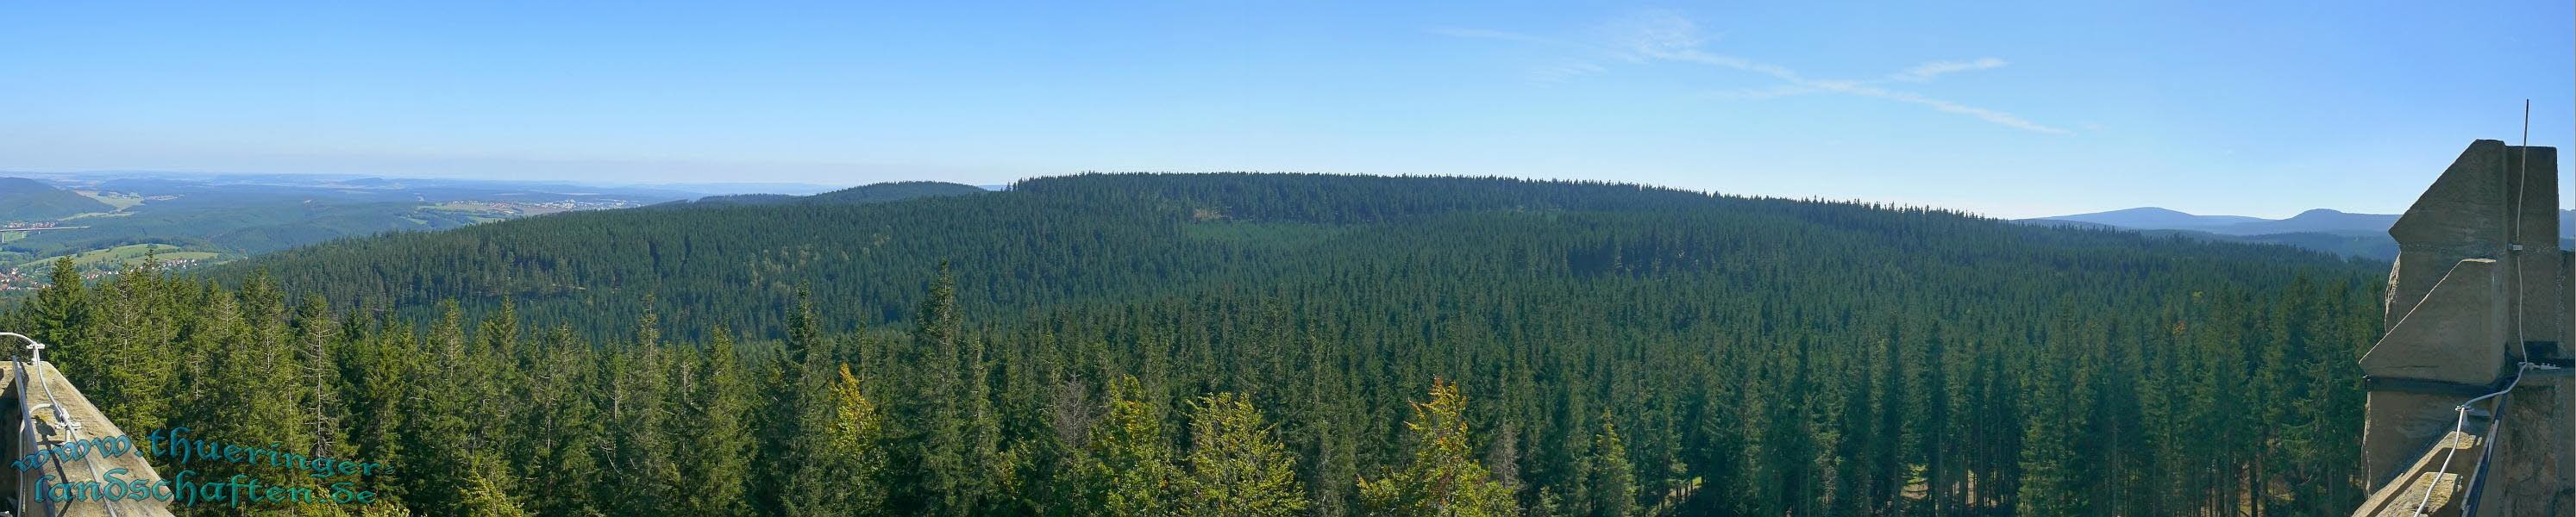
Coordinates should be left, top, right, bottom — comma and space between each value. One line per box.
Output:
3, 1, 2568, 218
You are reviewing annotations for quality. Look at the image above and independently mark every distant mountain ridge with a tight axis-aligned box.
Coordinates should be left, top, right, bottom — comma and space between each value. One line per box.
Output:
650, 181, 987, 208
2037, 207, 2265, 229
2028, 207, 2408, 235
2021, 207, 2576, 260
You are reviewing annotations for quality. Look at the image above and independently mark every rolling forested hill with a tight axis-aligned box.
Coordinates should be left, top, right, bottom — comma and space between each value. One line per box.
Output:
649, 180, 989, 209
16, 173, 2383, 515
0, 177, 114, 221
216, 173, 2381, 340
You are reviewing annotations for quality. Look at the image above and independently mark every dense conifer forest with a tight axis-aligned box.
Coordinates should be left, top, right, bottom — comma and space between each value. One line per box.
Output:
9, 174, 2384, 515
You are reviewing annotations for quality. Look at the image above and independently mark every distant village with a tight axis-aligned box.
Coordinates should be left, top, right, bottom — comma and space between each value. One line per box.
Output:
431, 198, 644, 215
0, 197, 641, 294
0, 253, 211, 291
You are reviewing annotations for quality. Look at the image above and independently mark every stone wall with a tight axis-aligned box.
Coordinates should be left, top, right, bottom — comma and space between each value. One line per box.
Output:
2357, 140, 2569, 516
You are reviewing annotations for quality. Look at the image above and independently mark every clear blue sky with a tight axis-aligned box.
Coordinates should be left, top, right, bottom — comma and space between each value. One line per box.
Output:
3, 1, 2568, 218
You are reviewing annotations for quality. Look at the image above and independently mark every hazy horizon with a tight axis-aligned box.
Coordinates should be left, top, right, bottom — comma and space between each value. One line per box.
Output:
8, 167, 2532, 221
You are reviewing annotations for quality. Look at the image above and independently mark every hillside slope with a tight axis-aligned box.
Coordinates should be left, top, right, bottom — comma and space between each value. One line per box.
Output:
213, 173, 2378, 339
805, 180, 989, 203
652, 180, 987, 209
0, 178, 114, 221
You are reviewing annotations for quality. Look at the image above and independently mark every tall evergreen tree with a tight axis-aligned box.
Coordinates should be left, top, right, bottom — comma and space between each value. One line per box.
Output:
1576, 413, 1639, 517
785, 364, 892, 516
514, 325, 606, 517
1075, 375, 1181, 516
15, 257, 87, 348
1359, 379, 1518, 517
295, 294, 354, 463
892, 262, 1000, 515
1180, 392, 1307, 517
598, 302, 683, 514
673, 327, 757, 514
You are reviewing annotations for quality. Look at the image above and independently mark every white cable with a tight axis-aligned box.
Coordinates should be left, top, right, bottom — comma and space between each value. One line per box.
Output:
2411, 362, 2537, 516
13, 358, 31, 517
2453, 362, 2542, 514
5, 336, 53, 517
36, 365, 119, 516
0, 333, 42, 363
4, 334, 122, 517
2410, 408, 2471, 516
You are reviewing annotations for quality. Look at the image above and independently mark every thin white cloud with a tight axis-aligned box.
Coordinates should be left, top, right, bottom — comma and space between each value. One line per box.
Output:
1646, 46, 2066, 133
1820, 82, 2067, 134
1604, 11, 1708, 60
1891, 58, 2009, 82
1529, 60, 1609, 83
1434, 27, 1627, 84
1427, 27, 1548, 43
1496, 11, 2066, 134
1702, 84, 1818, 101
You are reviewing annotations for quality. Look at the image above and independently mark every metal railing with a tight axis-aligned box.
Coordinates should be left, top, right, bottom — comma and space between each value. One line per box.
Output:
3, 332, 122, 517
2406, 360, 2563, 516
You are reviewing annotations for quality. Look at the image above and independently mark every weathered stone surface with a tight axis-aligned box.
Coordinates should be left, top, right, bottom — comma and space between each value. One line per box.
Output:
2366, 389, 2487, 490
2390, 140, 2514, 327
2485, 369, 2572, 516
2360, 140, 2569, 516
2356, 429, 2480, 517
2386, 141, 2563, 363
2365, 258, 2510, 385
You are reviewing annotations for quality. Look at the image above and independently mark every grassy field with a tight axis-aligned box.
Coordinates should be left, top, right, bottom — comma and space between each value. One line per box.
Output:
15, 243, 223, 271
428, 201, 561, 221
60, 211, 136, 221
73, 190, 147, 209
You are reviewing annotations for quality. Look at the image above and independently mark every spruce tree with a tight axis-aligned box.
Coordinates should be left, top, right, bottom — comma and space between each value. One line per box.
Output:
345, 321, 421, 507
1077, 375, 1180, 516
84, 261, 179, 431
454, 454, 534, 517
598, 303, 683, 514
19, 257, 86, 348
1180, 392, 1307, 517
893, 262, 993, 515
517, 325, 606, 517
397, 302, 480, 514
785, 364, 892, 516
295, 294, 353, 463
1576, 413, 1638, 517
674, 328, 756, 514
1358, 379, 1517, 516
